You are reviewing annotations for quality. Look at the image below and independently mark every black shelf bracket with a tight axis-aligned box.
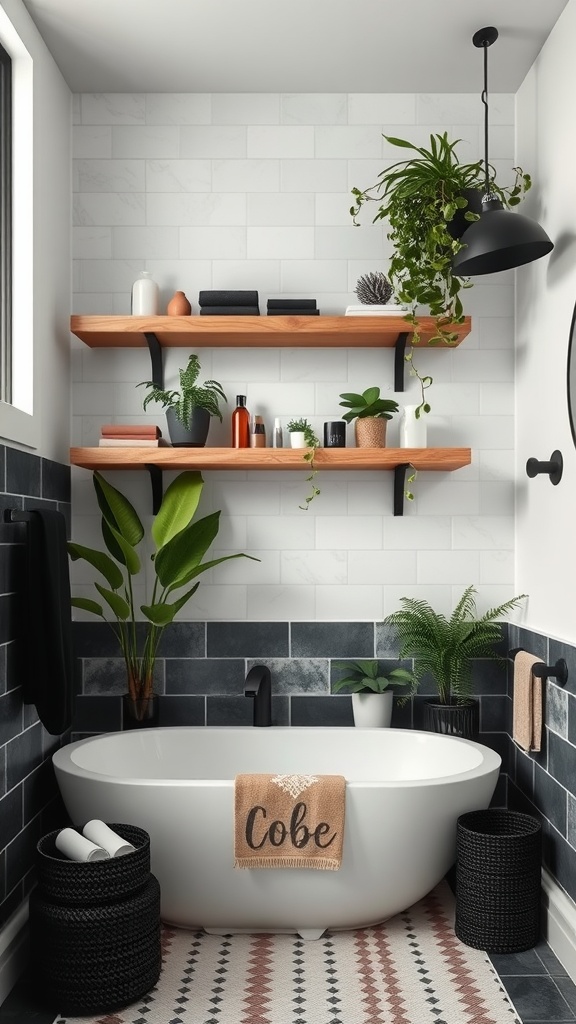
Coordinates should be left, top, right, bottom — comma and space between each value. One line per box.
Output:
394, 332, 409, 392
145, 465, 163, 515
144, 332, 163, 389
393, 462, 411, 516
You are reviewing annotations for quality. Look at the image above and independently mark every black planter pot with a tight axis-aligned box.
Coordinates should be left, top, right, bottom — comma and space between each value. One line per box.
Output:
122, 694, 159, 730
166, 407, 211, 447
423, 699, 479, 740
447, 188, 484, 242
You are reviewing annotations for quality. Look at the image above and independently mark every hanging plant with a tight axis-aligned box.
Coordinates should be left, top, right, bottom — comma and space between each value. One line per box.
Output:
350, 132, 531, 346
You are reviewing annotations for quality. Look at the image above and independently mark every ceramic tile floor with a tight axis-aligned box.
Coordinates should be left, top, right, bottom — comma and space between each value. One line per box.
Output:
0, 938, 575, 1024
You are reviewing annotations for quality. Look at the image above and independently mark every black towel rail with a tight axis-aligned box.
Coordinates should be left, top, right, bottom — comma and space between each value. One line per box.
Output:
509, 648, 568, 686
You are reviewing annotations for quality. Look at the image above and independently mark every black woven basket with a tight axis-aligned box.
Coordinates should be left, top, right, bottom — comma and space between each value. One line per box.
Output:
30, 874, 161, 1015
36, 823, 150, 905
455, 809, 542, 953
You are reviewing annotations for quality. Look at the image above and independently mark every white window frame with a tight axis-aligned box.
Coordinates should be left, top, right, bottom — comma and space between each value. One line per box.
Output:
0, 7, 35, 449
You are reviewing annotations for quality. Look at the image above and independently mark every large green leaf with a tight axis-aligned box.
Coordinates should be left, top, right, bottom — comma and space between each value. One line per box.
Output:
165, 552, 259, 593
93, 471, 144, 545
94, 583, 131, 619
154, 511, 220, 588
101, 520, 141, 575
152, 471, 203, 550
142, 582, 200, 625
71, 597, 104, 616
68, 542, 124, 590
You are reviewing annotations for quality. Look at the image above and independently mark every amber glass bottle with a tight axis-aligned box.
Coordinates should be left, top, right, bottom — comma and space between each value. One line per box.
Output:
232, 395, 250, 448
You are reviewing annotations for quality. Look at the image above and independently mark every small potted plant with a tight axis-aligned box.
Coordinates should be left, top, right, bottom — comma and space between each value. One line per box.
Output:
383, 586, 527, 739
286, 418, 320, 510
137, 353, 227, 447
68, 470, 257, 727
338, 387, 399, 447
332, 659, 414, 728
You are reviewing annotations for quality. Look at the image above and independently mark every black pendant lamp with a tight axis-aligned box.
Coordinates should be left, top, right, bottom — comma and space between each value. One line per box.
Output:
452, 26, 553, 277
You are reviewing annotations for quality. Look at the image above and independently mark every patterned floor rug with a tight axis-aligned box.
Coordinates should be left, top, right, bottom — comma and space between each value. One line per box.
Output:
54, 881, 520, 1024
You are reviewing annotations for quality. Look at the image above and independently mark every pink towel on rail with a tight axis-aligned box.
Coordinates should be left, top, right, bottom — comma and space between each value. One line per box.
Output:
512, 651, 543, 753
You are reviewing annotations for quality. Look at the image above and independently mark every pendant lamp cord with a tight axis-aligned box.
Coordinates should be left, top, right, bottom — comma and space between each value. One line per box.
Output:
481, 41, 490, 196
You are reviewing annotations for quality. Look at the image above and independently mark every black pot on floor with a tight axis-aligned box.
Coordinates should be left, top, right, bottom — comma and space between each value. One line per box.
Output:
423, 698, 479, 740
166, 407, 210, 447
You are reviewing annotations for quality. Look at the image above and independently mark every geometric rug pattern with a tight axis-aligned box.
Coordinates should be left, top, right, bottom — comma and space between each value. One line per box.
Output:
54, 881, 521, 1024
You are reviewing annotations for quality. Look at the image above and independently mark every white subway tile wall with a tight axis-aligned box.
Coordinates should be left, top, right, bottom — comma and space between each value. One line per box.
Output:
72, 92, 516, 620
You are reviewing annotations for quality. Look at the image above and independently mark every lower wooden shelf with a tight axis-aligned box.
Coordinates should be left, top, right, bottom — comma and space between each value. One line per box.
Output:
69, 446, 471, 472
69, 446, 470, 515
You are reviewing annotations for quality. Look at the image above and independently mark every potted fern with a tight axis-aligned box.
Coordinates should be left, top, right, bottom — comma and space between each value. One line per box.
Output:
137, 353, 227, 447
68, 470, 257, 727
332, 660, 414, 728
383, 586, 526, 739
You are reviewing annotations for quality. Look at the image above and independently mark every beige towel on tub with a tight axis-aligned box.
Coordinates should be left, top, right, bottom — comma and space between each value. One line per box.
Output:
234, 773, 346, 870
513, 651, 544, 752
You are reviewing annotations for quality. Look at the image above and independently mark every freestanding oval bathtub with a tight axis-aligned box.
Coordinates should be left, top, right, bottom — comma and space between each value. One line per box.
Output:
53, 727, 500, 936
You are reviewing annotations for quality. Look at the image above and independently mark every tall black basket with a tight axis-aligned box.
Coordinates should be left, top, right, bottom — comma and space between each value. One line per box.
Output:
29, 824, 162, 1016
455, 809, 542, 953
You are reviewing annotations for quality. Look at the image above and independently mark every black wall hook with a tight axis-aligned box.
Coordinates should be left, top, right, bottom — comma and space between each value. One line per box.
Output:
509, 648, 568, 686
526, 449, 563, 485
3, 509, 33, 523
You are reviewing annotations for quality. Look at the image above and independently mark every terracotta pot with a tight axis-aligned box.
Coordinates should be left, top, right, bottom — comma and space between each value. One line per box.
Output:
354, 417, 387, 448
166, 290, 192, 316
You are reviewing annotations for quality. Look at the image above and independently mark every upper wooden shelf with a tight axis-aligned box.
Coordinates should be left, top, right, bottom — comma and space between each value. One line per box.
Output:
70, 447, 471, 473
70, 315, 472, 349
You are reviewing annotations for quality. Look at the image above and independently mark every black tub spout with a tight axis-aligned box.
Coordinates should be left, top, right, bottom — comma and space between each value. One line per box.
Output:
244, 665, 272, 727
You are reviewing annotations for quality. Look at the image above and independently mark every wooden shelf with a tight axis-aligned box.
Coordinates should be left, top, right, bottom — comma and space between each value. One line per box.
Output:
70, 314, 471, 349
70, 447, 471, 473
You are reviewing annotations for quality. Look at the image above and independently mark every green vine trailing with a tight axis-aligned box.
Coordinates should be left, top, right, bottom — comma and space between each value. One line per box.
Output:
286, 419, 321, 510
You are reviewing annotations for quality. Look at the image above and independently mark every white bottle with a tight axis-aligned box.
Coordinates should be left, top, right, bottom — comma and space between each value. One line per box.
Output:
399, 405, 427, 447
131, 271, 159, 315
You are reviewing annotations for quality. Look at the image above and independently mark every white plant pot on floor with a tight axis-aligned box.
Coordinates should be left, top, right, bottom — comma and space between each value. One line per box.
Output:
352, 691, 393, 728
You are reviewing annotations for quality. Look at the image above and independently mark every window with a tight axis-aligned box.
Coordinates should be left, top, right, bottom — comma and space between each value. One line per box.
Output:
0, 41, 11, 405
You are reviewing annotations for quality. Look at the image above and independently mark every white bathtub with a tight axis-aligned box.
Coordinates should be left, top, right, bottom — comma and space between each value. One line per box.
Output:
52, 727, 500, 937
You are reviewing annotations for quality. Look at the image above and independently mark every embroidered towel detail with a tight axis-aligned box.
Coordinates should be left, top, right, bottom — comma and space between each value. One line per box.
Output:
234, 773, 345, 870
513, 651, 544, 752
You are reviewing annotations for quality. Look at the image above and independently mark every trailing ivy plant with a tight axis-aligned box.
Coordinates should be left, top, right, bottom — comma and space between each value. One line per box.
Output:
286, 418, 321, 510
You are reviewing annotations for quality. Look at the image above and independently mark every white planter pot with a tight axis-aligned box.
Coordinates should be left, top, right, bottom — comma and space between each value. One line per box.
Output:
399, 405, 427, 447
351, 691, 393, 728
290, 432, 307, 448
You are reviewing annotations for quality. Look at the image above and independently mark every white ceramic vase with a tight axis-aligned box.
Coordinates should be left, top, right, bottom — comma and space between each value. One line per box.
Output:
399, 405, 427, 447
290, 432, 307, 448
351, 691, 393, 728
131, 271, 159, 315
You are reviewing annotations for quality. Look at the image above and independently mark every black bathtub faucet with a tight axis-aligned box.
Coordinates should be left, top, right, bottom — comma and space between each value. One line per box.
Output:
244, 665, 272, 727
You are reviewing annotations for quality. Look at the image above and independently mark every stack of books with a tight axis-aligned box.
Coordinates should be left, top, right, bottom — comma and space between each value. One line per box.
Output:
99, 425, 171, 447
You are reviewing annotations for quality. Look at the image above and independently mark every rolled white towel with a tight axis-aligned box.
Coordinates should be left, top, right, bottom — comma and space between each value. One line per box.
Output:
55, 827, 110, 862
83, 820, 136, 858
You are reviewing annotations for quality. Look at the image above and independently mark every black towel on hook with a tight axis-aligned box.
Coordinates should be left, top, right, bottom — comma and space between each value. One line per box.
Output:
24, 510, 73, 735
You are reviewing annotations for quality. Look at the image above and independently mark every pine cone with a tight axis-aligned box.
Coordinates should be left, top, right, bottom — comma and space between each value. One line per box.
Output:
355, 272, 393, 305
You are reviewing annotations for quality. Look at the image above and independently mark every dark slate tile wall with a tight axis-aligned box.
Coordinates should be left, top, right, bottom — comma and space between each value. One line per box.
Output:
507, 624, 576, 906
0, 444, 70, 925
72, 618, 511, 789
